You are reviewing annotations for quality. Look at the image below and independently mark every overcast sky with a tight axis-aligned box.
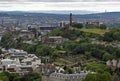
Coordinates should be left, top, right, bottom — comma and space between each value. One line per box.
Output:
0, 0, 120, 12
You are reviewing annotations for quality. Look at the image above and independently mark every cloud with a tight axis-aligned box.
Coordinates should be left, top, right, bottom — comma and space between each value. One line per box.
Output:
0, 0, 120, 12
28, 0, 85, 2
0, 2, 120, 12
0, 0, 120, 2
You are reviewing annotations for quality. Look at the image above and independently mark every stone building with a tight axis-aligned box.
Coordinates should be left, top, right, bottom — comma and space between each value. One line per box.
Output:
85, 22, 101, 28
106, 59, 120, 68
106, 60, 112, 66
112, 59, 118, 67
42, 72, 88, 81
41, 36, 68, 47
19, 30, 35, 39
0, 48, 41, 75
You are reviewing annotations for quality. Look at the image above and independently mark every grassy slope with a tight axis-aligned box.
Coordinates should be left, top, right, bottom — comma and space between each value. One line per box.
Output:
53, 54, 99, 67
80, 28, 109, 35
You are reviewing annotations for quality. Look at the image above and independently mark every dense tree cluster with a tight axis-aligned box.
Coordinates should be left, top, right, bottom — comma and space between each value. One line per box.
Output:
0, 72, 41, 81
103, 28, 120, 42
48, 27, 101, 40
83, 72, 112, 81
48, 27, 83, 40
71, 22, 83, 28
62, 41, 119, 60
99, 24, 107, 29
0, 32, 13, 49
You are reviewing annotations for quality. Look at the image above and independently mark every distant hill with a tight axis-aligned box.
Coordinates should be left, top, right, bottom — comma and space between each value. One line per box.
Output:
0, 11, 120, 18
80, 12, 120, 18
0, 12, 9, 17
0, 11, 120, 27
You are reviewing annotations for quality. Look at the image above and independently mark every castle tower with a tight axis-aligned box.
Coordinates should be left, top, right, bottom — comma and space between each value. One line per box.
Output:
70, 13, 72, 26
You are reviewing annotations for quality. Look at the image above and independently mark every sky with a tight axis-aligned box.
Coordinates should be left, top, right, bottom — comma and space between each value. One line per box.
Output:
0, 0, 120, 12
